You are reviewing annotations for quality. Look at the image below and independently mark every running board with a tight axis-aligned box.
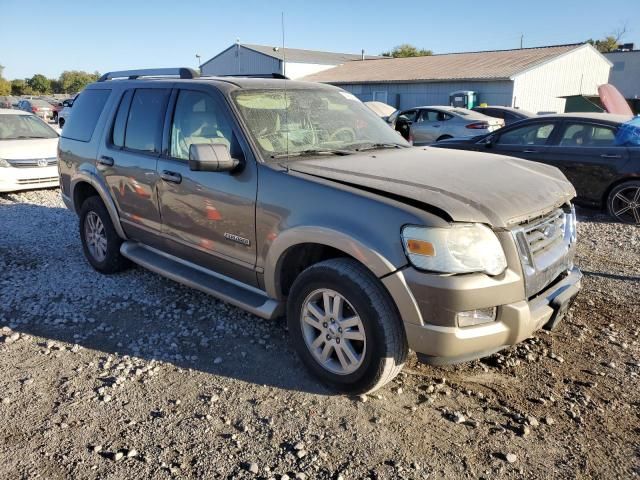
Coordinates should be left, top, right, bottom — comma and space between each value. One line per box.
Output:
120, 241, 283, 320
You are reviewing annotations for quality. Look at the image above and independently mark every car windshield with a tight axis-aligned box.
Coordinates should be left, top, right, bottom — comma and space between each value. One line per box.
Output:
0, 114, 58, 140
232, 88, 409, 158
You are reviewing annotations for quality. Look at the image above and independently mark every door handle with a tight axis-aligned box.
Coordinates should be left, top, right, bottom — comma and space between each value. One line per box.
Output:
523, 149, 538, 153
160, 170, 182, 184
98, 155, 114, 166
600, 153, 622, 159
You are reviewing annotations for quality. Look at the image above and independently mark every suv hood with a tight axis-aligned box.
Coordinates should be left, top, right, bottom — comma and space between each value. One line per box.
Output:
288, 147, 575, 228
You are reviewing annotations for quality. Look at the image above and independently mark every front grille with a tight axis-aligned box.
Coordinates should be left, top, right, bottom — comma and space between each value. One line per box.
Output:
512, 206, 576, 297
7, 158, 57, 168
16, 176, 59, 185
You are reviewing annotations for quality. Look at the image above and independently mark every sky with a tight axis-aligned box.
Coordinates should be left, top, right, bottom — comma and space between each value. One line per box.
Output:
1, 0, 638, 80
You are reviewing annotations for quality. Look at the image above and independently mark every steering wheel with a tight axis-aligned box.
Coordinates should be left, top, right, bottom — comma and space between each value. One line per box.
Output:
329, 127, 356, 143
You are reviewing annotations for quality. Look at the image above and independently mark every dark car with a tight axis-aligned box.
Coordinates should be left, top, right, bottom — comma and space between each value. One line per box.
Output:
472, 106, 536, 125
433, 113, 640, 224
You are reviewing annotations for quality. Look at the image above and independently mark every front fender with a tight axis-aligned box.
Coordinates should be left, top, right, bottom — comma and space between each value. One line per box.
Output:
263, 225, 402, 300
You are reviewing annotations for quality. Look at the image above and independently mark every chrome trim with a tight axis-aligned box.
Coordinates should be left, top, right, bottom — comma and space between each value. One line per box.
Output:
7, 157, 57, 168
512, 205, 576, 298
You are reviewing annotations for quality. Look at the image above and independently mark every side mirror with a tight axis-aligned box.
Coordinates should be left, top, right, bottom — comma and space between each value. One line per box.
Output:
189, 143, 239, 172
483, 136, 495, 148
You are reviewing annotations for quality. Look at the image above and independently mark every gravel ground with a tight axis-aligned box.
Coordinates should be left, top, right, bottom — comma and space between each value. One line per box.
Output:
0, 188, 638, 480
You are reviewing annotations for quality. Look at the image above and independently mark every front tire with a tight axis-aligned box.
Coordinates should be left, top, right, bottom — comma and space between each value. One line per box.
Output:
287, 258, 408, 394
58, 117, 65, 128
79, 196, 130, 273
607, 181, 640, 224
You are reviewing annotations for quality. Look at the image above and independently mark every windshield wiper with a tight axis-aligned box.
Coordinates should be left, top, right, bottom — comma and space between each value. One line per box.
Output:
345, 142, 407, 152
271, 148, 353, 159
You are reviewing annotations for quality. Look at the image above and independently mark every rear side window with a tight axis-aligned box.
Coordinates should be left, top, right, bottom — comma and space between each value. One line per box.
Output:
111, 90, 133, 148
124, 89, 170, 153
61, 89, 111, 142
559, 123, 616, 147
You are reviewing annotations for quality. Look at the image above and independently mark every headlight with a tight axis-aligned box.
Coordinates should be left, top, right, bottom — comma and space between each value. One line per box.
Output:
0, 158, 10, 168
402, 224, 507, 275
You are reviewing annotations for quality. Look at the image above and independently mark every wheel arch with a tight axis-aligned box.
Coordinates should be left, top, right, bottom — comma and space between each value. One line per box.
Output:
264, 227, 400, 301
601, 175, 640, 210
70, 172, 127, 239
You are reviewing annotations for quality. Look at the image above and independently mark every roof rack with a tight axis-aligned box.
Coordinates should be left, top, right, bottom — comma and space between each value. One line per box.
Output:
98, 68, 199, 82
214, 73, 289, 80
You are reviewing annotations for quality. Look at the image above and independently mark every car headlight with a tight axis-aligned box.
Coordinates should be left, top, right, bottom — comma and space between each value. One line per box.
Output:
402, 224, 507, 275
0, 158, 10, 168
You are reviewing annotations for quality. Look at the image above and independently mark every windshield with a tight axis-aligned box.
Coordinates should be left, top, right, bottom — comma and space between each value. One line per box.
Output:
232, 88, 409, 158
0, 114, 58, 140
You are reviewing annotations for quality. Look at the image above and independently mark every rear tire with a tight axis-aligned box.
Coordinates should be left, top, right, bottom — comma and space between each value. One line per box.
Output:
79, 196, 130, 274
286, 258, 408, 394
606, 180, 640, 224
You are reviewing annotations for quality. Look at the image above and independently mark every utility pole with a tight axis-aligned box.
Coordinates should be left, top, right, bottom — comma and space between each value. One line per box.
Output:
195, 54, 201, 70
520, 34, 524, 49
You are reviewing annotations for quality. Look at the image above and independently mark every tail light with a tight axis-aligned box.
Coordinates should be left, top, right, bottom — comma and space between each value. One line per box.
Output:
32, 107, 39, 113
466, 122, 490, 130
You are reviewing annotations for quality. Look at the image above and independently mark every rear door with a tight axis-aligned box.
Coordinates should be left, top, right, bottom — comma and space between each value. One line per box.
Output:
412, 109, 444, 144
544, 121, 628, 203
155, 86, 258, 286
98, 86, 170, 247
489, 120, 559, 163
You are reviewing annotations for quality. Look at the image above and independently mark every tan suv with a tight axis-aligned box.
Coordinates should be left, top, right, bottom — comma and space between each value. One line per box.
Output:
58, 68, 582, 393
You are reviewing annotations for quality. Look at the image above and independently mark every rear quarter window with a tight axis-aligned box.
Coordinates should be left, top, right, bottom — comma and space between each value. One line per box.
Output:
61, 89, 111, 142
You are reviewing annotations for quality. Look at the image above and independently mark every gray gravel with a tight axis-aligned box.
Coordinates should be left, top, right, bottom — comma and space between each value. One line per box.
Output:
0, 188, 638, 479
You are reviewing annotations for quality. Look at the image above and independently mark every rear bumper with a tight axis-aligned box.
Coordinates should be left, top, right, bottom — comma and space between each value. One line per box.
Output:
384, 266, 582, 364
0, 165, 59, 192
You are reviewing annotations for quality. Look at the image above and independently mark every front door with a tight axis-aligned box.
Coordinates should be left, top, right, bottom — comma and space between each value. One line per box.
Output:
489, 120, 559, 164
156, 87, 258, 286
412, 109, 443, 145
99, 87, 170, 248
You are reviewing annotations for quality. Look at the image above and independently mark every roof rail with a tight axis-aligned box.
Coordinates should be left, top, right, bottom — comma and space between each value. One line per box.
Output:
214, 73, 289, 80
98, 68, 199, 82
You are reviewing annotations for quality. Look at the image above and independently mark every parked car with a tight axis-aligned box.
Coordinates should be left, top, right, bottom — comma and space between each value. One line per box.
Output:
57, 95, 77, 128
0, 108, 60, 192
388, 106, 504, 144
17, 99, 54, 121
472, 106, 536, 125
59, 68, 581, 393
433, 113, 640, 224
0, 96, 18, 109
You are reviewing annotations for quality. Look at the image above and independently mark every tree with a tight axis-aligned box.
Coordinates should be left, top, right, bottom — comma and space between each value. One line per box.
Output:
59, 70, 100, 94
0, 78, 10, 96
381, 44, 433, 58
587, 24, 628, 53
27, 74, 51, 94
11, 79, 26, 95
49, 78, 63, 94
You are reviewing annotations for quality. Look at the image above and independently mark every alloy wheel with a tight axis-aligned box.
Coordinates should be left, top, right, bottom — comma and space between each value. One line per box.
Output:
84, 211, 108, 262
300, 289, 366, 375
611, 186, 640, 224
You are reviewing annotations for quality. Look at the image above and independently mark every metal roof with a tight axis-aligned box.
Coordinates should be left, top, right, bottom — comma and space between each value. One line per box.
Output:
303, 44, 594, 84
202, 43, 380, 68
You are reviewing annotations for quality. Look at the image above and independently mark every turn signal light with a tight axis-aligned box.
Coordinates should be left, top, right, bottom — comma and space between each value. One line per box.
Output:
406, 239, 435, 256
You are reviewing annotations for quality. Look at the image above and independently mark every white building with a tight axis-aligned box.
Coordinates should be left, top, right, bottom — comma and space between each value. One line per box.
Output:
303, 43, 612, 114
200, 43, 379, 80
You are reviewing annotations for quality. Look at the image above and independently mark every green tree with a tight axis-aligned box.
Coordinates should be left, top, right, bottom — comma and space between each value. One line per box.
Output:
11, 79, 26, 95
587, 36, 620, 53
49, 78, 63, 94
0, 78, 10, 96
59, 70, 100, 93
27, 74, 51, 94
381, 44, 433, 58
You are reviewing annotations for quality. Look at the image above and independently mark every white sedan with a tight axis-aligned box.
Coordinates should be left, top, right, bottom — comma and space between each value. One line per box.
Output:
0, 109, 60, 192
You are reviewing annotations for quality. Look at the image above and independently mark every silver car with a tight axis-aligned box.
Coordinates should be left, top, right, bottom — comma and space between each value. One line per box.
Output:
391, 106, 504, 145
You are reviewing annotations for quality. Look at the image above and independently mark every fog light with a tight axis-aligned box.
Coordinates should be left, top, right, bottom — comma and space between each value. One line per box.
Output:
457, 307, 497, 327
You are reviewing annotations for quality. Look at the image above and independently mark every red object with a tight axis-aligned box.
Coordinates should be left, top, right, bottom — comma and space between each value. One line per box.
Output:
32, 107, 39, 112
466, 122, 490, 129
598, 84, 633, 116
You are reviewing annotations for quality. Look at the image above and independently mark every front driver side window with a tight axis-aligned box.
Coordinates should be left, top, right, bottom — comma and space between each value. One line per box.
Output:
170, 90, 234, 160
496, 123, 555, 146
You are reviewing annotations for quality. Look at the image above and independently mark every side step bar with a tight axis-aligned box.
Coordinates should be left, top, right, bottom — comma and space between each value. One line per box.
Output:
120, 241, 284, 320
